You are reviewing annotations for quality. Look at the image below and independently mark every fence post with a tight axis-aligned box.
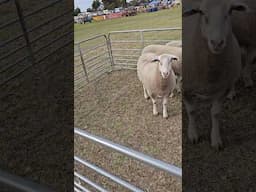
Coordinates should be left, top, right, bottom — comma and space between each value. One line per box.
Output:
14, 0, 42, 102
14, 0, 35, 66
78, 43, 89, 82
106, 34, 115, 71
140, 30, 144, 54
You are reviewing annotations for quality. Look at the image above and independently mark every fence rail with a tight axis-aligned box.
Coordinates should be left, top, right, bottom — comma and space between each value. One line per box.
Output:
1, 0, 72, 190
1, 0, 73, 87
74, 27, 181, 89
74, 127, 182, 192
0, 169, 53, 192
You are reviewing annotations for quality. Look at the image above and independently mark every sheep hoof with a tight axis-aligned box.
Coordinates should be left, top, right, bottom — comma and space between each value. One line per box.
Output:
245, 81, 253, 88
188, 132, 199, 144
163, 114, 169, 119
226, 91, 236, 100
211, 139, 224, 151
212, 143, 224, 151
153, 111, 159, 116
144, 96, 150, 100
191, 137, 200, 144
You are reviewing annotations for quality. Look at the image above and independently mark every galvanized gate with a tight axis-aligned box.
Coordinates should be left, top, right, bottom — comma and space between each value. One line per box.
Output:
108, 28, 181, 70
1, 0, 73, 87
1, 0, 73, 191
74, 34, 113, 90
74, 27, 181, 90
74, 128, 182, 192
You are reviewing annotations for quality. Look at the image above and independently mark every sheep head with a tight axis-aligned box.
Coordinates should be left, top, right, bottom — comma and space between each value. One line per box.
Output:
152, 54, 179, 79
183, 0, 248, 54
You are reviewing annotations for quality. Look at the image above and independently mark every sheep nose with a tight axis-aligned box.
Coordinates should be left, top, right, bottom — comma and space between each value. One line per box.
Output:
210, 39, 225, 49
163, 72, 169, 77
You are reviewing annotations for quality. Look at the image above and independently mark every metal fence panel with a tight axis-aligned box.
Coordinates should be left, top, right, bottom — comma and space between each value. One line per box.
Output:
108, 28, 181, 70
74, 128, 182, 192
0, 0, 73, 190
0, 169, 54, 192
74, 28, 181, 90
0, 0, 73, 87
74, 35, 113, 90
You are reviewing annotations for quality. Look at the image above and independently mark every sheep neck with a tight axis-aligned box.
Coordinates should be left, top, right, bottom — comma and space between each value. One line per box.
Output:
157, 68, 169, 91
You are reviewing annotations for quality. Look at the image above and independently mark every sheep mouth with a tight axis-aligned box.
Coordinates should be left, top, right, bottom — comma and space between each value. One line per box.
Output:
208, 44, 225, 55
161, 74, 169, 79
210, 47, 224, 55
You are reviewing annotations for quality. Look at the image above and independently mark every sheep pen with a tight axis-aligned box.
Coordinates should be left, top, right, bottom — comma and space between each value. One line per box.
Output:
74, 29, 182, 191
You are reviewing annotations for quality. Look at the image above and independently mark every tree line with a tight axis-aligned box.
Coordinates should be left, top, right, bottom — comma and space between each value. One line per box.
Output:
74, 0, 151, 15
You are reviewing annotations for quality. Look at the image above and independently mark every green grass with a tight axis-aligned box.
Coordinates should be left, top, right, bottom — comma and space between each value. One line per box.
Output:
74, 8, 181, 42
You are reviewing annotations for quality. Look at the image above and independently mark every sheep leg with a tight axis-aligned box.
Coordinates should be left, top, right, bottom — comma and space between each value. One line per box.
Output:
226, 84, 236, 100
151, 97, 158, 116
242, 50, 254, 88
210, 100, 223, 150
242, 66, 253, 88
162, 96, 168, 119
176, 76, 182, 94
143, 86, 150, 100
184, 99, 199, 143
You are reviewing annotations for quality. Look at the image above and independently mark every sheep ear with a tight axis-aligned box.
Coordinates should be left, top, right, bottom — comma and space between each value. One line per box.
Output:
168, 54, 179, 62
229, 1, 248, 14
151, 56, 160, 62
171, 56, 179, 61
183, 8, 202, 17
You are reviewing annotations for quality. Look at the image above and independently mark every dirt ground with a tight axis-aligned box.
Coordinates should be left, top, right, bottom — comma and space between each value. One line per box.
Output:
74, 70, 181, 192
182, 78, 256, 192
0, 1, 73, 191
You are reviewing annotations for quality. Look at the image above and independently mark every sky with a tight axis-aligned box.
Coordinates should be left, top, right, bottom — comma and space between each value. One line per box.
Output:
74, 0, 94, 11
74, 0, 132, 11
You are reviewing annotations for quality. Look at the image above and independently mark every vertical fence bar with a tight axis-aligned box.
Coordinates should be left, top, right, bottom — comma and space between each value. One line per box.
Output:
140, 30, 144, 54
106, 34, 115, 70
14, 0, 35, 66
78, 43, 89, 82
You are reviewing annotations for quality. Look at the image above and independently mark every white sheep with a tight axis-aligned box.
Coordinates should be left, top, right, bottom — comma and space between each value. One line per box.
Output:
166, 40, 182, 47
142, 45, 182, 95
183, 0, 247, 149
137, 53, 179, 118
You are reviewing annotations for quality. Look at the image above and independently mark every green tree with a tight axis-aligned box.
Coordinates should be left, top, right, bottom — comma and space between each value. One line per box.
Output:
87, 8, 93, 12
73, 7, 81, 16
102, 0, 121, 10
121, 0, 127, 8
92, 0, 101, 11
128, 0, 149, 6
129, 0, 139, 6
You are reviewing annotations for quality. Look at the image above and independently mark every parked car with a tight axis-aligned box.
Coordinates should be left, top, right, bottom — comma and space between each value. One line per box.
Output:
170, 0, 181, 7
122, 7, 137, 17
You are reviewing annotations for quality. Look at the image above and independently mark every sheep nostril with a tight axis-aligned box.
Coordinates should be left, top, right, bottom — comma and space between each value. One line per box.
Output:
210, 40, 215, 46
218, 40, 224, 48
163, 72, 169, 77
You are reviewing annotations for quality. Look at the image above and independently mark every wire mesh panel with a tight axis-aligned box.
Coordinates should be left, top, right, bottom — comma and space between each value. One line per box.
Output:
108, 28, 181, 70
74, 35, 113, 90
